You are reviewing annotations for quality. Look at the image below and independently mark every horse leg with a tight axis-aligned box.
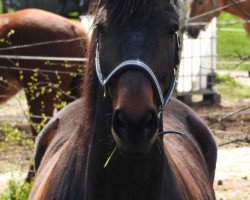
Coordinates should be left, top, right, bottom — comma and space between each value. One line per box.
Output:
0, 76, 21, 104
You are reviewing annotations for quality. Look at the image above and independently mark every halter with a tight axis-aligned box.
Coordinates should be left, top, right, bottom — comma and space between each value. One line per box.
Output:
95, 32, 180, 117
229, 0, 250, 19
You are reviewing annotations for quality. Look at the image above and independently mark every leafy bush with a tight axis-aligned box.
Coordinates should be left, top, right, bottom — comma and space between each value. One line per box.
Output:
0, 179, 31, 200
0, 122, 34, 150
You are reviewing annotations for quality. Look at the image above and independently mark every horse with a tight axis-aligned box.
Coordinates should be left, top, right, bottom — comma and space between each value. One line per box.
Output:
186, 0, 250, 38
29, 0, 217, 199
0, 9, 89, 136
1, 0, 90, 17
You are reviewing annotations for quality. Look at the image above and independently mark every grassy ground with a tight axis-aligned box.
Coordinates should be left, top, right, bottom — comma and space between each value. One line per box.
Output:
217, 12, 250, 71
215, 73, 250, 101
216, 12, 250, 100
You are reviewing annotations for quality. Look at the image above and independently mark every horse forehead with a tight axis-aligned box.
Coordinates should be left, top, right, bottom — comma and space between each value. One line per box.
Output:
114, 9, 178, 32
103, 0, 177, 24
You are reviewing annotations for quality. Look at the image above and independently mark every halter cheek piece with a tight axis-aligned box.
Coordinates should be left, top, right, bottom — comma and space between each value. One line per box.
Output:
95, 32, 180, 118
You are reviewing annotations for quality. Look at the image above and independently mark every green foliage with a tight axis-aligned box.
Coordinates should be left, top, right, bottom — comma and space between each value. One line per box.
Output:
0, 122, 34, 150
0, 179, 31, 200
0, 2, 15, 13
217, 12, 250, 71
33, 113, 48, 133
215, 73, 239, 86
7, 29, 15, 38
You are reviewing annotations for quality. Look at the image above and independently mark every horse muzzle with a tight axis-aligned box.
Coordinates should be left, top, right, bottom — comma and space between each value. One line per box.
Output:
112, 106, 158, 156
187, 26, 200, 38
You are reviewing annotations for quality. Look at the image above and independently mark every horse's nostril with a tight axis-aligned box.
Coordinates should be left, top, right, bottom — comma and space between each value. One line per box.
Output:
113, 110, 128, 129
144, 111, 158, 134
145, 112, 153, 124
117, 111, 126, 127
113, 110, 126, 138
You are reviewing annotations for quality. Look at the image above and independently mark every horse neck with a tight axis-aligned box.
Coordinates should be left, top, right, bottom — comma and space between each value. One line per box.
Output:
224, 0, 250, 19
84, 90, 181, 200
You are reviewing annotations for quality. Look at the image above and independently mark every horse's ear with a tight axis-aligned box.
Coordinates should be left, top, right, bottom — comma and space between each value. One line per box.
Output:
34, 118, 59, 171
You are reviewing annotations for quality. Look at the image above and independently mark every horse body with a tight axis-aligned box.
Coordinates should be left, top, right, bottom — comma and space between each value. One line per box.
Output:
0, 9, 88, 135
2, 0, 90, 17
30, 0, 217, 199
187, 0, 250, 38
30, 97, 216, 200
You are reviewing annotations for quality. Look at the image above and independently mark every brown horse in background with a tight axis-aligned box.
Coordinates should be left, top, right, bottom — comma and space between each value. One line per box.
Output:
187, 0, 250, 38
29, 0, 217, 199
0, 9, 89, 136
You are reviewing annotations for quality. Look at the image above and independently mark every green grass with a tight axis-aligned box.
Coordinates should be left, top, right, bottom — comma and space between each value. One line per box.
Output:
217, 12, 250, 71
215, 73, 250, 100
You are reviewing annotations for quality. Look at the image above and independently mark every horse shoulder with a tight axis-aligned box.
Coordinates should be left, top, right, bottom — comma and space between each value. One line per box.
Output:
34, 99, 83, 171
167, 98, 217, 182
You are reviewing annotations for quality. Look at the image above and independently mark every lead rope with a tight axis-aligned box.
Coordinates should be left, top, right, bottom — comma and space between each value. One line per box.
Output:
158, 130, 184, 135
158, 113, 184, 137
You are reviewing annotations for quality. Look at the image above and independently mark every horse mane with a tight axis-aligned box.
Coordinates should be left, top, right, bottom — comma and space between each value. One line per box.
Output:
32, 35, 99, 198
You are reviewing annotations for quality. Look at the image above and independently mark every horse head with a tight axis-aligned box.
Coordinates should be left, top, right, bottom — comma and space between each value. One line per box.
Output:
93, 0, 180, 157
186, 0, 221, 38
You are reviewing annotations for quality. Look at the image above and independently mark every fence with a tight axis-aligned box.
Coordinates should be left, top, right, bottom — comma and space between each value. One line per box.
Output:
0, 11, 249, 126
177, 19, 219, 104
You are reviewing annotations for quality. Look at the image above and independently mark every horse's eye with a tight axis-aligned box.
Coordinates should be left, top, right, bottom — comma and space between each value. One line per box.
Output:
97, 24, 108, 35
166, 26, 178, 36
198, 0, 203, 6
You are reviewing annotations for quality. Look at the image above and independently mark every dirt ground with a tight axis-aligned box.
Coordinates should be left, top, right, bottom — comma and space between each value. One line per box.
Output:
194, 100, 250, 200
0, 93, 249, 199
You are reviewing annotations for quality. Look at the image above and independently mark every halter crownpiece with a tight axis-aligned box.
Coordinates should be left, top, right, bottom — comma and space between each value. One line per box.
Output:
95, 32, 180, 115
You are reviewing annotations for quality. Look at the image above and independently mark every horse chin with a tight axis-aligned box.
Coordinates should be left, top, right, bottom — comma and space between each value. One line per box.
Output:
112, 131, 157, 158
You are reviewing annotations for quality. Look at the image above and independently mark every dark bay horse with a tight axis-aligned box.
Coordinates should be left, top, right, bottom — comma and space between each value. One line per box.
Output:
29, 0, 217, 199
187, 0, 250, 38
0, 9, 89, 136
